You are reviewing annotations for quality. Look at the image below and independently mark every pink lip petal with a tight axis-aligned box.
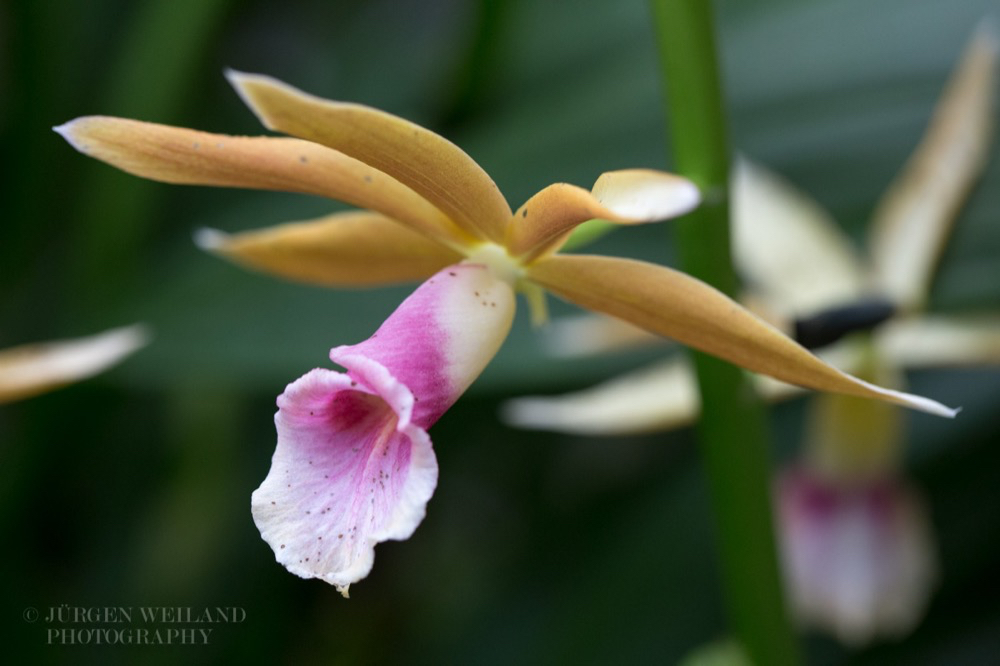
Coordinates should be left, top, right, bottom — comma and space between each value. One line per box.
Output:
252, 264, 515, 595
331, 263, 516, 427
776, 468, 937, 644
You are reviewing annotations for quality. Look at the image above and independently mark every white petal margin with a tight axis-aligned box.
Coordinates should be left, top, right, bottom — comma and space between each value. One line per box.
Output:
590, 169, 701, 220
252, 264, 515, 596
0, 324, 149, 404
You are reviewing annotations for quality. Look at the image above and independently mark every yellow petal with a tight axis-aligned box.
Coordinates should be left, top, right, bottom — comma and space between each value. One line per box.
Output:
227, 71, 512, 244
732, 157, 867, 316
869, 24, 999, 310
0, 325, 149, 404
877, 314, 1000, 367
55, 116, 468, 250
195, 211, 463, 287
526, 254, 957, 417
501, 357, 700, 435
508, 170, 700, 260
502, 353, 812, 436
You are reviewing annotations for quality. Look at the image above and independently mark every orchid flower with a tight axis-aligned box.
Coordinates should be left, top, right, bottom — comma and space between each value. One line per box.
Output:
504, 25, 999, 434
503, 26, 998, 642
0, 325, 148, 404
57, 70, 958, 595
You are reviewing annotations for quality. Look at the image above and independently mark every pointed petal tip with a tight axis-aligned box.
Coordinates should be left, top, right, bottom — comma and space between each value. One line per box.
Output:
53, 118, 89, 152
223, 67, 265, 92
119, 322, 154, 349
225, 69, 277, 128
193, 227, 230, 252
867, 380, 960, 418
225, 69, 304, 132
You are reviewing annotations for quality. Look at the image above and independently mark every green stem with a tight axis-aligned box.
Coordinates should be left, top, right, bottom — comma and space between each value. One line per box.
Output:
649, 2, 800, 664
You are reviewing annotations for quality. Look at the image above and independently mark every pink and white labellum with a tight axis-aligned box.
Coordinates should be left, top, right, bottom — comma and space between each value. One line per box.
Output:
251, 264, 514, 595
776, 468, 937, 645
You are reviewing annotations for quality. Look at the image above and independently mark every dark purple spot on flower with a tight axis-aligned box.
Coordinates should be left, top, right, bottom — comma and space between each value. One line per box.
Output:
364, 175, 373, 183
299, 155, 308, 163
522, 209, 528, 217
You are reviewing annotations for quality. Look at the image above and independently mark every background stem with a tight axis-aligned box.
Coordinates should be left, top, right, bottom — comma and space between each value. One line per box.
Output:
649, 1, 801, 663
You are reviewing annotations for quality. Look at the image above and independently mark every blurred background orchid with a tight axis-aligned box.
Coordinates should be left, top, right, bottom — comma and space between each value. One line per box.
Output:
4, 0, 1000, 664
505, 24, 999, 648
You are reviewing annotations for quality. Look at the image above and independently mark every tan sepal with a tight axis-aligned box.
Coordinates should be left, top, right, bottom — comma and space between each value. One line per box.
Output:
508, 170, 700, 261
0, 325, 149, 404
526, 254, 957, 417
869, 24, 999, 310
878, 314, 1000, 367
227, 71, 511, 244
55, 116, 469, 250
195, 211, 463, 287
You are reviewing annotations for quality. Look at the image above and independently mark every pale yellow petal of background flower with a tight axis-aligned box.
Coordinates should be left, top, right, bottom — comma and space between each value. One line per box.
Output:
732, 158, 868, 316
228, 71, 512, 244
502, 357, 700, 435
869, 24, 998, 310
195, 211, 463, 287
0, 325, 149, 404
878, 315, 1000, 367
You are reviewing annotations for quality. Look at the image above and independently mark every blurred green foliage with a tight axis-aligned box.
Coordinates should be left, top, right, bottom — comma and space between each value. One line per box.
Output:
2, 0, 999, 664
